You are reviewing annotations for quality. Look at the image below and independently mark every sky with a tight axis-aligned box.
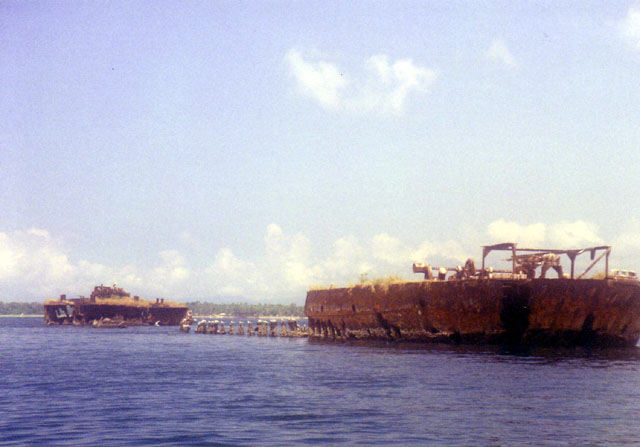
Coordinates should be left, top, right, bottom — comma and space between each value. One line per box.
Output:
2, 1, 640, 303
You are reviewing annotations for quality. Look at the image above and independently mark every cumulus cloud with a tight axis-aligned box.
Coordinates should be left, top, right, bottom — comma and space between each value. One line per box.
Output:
612, 220, 640, 267
0, 228, 104, 298
0, 225, 471, 302
153, 250, 190, 283
211, 248, 251, 275
203, 249, 260, 298
0, 228, 197, 300
321, 237, 370, 281
486, 219, 602, 248
262, 225, 323, 291
4, 219, 634, 303
359, 55, 436, 113
619, 6, 640, 49
487, 219, 546, 246
285, 49, 436, 114
548, 221, 602, 247
371, 233, 410, 264
484, 219, 617, 275
284, 49, 347, 109
485, 39, 517, 67
411, 240, 469, 264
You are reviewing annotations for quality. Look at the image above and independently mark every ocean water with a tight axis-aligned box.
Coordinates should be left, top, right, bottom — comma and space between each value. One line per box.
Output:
1, 317, 640, 446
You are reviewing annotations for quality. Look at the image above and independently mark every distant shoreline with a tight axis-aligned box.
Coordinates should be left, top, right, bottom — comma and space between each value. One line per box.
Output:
0, 314, 41, 318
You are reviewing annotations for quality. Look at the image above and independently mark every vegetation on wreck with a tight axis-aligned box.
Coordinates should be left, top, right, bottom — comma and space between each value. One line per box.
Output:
43, 295, 185, 308
309, 274, 410, 292
310, 269, 611, 292
355, 274, 408, 287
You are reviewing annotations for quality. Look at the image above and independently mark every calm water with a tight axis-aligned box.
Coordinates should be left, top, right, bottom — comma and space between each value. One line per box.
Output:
1, 317, 640, 446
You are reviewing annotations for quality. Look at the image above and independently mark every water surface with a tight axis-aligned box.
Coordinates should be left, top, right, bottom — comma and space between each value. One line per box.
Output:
1, 317, 639, 446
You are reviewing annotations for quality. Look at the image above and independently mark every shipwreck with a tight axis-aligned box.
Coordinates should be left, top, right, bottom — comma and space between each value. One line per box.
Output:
304, 243, 640, 347
44, 284, 190, 327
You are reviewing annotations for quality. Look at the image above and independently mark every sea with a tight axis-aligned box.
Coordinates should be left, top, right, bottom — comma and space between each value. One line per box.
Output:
1, 317, 640, 446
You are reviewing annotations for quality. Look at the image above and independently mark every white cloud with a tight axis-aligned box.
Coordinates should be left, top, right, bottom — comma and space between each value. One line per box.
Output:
288, 233, 312, 263
285, 49, 347, 109
359, 55, 436, 113
285, 49, 436, 114
0, 225, 446, 302
0, 229, 197, 300
282, 261, 317, 290
321, 236, 369, 280
159, 250, 186, 267
483, 219, 614, 275
485, 39, 517, 67
619, 6, 640, 49
0, 228, 99, 297
613, 219, 640, 266
265, 222, 285, 256
486, 219, 603, 248
371, 233, 410, 264
203, 248, 259, 298
2, 219, 630, 303
0, 233, 19, 278
263, 226, 323, 291
487, 219, 546, 246
27, 228, 50, 238
548, 221, 601, 247
411, 240, 469, 264
146, 250, 191, 295
211, 248, 251, 275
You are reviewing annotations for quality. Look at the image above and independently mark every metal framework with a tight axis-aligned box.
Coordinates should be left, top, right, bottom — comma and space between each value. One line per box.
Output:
481, 242, 611, 280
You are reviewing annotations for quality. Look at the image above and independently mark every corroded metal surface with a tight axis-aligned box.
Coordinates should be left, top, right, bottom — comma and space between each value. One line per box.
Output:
44, 287, 189, 326
44, 301, 189, 326
305, 279, 640, 347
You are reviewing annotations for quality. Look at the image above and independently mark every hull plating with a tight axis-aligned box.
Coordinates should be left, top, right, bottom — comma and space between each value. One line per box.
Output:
304, 279, 640, 347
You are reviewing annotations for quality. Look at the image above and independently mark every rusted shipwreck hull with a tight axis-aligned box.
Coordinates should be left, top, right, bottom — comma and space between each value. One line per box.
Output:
305, 243, 640, 347
306, 279, 640, 347
44, 301, 189, 326
44, 285, 189, 327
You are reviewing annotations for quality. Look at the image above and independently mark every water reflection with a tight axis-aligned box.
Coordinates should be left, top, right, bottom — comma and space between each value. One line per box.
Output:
307, 336, 640, 365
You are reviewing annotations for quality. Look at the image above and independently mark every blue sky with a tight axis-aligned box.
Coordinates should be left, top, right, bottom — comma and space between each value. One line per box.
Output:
2, 1, 640, 302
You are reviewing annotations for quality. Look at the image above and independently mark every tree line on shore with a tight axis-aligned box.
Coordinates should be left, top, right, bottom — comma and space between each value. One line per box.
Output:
187, 301, 304, 317
0, 302, 44, 315
0, 300, 305, 316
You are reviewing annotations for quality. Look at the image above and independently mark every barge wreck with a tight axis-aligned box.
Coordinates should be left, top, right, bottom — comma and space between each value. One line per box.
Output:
304, 243, 640, 347
44, 285, 190, 326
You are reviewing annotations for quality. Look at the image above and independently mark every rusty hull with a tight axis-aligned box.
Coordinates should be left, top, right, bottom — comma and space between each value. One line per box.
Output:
305, 278, 640, 347
44, 299, 189, 326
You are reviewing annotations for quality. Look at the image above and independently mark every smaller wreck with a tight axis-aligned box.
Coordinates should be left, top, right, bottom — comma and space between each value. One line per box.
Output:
44, 285, 190, 327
